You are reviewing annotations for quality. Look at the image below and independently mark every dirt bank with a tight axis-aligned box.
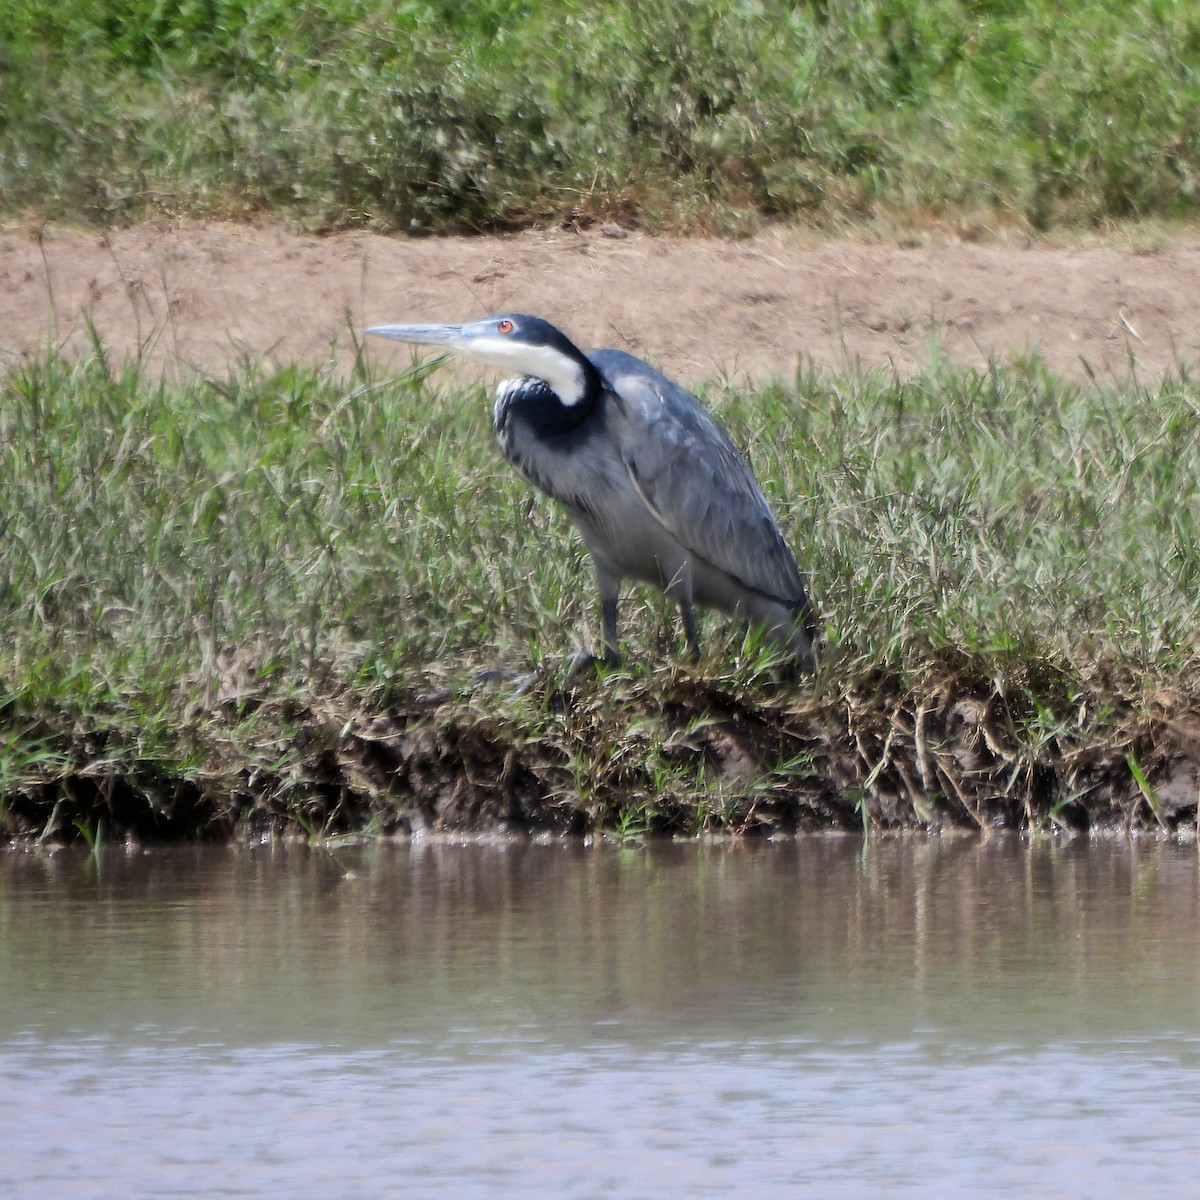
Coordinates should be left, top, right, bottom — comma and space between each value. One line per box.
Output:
4, 222, 1200, 383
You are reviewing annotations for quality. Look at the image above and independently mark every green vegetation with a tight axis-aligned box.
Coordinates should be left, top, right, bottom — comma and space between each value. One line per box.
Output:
2, 339, 1197, 840
1, 0, 1198, 232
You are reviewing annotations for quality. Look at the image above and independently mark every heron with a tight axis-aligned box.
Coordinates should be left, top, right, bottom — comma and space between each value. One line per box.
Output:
365, 313, 818, 669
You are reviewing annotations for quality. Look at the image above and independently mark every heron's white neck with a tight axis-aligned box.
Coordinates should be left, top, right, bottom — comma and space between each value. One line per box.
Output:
461, 341, 589, 407
515, 345, 589, 407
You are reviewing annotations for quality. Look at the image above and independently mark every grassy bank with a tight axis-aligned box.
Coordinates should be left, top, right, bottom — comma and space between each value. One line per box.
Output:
1, 1, 1198, 233
2, 339, 1198, 842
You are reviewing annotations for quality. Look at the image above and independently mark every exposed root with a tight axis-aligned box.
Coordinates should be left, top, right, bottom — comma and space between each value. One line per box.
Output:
2, 661, 1197, 844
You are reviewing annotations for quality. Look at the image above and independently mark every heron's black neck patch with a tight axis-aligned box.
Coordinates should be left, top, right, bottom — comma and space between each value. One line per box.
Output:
494, 365, 601, 438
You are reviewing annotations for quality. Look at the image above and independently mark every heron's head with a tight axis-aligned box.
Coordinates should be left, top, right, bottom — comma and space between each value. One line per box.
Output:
364, 313, 597, 408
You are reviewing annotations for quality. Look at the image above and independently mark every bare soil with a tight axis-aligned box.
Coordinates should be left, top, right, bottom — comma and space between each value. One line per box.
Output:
4, 220, 1200, 384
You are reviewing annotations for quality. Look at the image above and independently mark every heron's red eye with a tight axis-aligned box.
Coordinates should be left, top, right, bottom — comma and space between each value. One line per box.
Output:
497, 319, 514, 334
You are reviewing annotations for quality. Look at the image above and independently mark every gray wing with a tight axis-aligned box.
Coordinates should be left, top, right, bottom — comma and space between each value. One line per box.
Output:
588, 349, 807, 606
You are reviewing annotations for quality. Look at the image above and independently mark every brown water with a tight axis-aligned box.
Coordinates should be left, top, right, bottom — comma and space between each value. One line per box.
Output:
1, 837, 1197, 1198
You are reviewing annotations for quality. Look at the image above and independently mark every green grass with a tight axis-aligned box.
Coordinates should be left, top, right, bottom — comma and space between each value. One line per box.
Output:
1, 0, 1198, 233
2, 338, 1198, 840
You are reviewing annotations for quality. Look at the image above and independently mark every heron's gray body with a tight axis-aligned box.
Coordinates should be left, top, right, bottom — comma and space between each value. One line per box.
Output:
494, 350, 814, 658
365, 314, 817, 666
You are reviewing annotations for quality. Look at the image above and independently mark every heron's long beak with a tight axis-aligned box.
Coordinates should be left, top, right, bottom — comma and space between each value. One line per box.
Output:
364, 317, 584, 399
364, 322, 468, 349
364, 319, 532, 373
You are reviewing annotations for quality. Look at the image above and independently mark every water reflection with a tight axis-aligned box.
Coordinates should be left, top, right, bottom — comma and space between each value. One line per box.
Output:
2, 837, 1197, 1045
1, 838, 1198, 1198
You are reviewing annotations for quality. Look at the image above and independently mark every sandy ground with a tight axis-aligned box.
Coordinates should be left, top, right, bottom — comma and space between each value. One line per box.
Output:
3, 220, 1199, 386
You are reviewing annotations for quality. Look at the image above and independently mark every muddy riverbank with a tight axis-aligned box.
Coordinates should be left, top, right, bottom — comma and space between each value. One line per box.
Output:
3, 661, 1197, 843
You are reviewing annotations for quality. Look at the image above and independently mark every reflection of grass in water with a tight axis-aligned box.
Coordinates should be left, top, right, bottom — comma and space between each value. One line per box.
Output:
1, 1, 1198, 232
1, 337, 1197, 839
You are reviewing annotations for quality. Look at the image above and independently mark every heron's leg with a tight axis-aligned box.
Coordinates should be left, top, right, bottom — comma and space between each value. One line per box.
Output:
596, 594, 619, 666
679, 598, 701, 662
594, 561, 622, 667
663, 562, 699, 662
